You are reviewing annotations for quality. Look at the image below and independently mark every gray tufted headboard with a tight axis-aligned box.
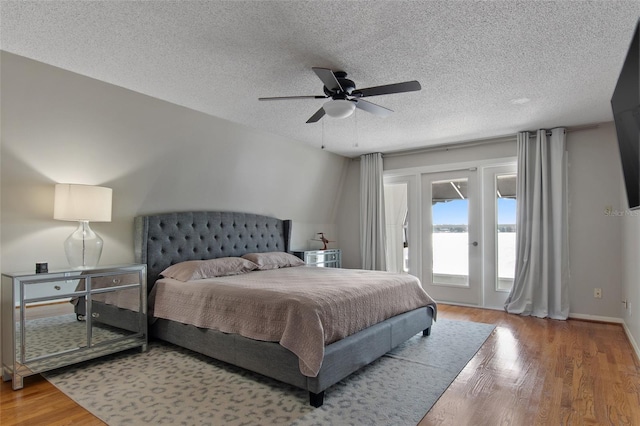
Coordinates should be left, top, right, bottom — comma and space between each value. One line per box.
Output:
134, 211, 292, 288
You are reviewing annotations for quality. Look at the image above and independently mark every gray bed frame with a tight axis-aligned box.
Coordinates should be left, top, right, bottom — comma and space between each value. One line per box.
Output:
134, 211, 434, 407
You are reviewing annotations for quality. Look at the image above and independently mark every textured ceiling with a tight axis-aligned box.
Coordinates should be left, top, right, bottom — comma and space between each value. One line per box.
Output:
1, 1, 639, 157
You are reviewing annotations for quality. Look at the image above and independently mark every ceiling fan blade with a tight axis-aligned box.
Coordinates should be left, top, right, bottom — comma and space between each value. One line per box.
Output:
352, 80, 421, 98
312, 67, 343, 92
353, 99, 393, 117
306, 107, 326, 123
259, 95, 327, 101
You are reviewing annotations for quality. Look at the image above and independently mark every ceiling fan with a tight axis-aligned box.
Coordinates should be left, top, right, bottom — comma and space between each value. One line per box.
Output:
258, 67, 421, 123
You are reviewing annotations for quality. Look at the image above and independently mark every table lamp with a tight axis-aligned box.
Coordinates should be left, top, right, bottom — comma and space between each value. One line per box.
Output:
54, 183, 112, 269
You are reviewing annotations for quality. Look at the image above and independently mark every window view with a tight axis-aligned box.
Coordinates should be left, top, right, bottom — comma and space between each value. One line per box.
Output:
496, 174, 516, 291
431, 178, 469, 286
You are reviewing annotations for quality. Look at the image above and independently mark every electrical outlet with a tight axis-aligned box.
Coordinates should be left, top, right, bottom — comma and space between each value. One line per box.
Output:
594, 288, 602, 299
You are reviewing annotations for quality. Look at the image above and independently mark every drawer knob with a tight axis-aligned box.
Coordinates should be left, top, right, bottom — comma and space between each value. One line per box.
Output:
54, 285, 61, 290
112, 278, 121, 284
91, 312, 100, 318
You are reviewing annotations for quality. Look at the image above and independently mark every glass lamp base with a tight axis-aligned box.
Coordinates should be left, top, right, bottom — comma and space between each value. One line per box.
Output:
64, 221, 103, 269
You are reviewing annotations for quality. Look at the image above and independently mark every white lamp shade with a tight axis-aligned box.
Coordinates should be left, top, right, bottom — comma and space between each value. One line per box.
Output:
323, 99, 356, 119
54, 184, 112, 222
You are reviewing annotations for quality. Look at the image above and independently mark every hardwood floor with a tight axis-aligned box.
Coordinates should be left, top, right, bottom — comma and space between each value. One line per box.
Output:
2, 305, 639, 425
0, 374, 105, 426
419, 305, 640, 426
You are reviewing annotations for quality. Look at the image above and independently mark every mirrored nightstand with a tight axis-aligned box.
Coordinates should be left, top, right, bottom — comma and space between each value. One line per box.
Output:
1, 264, 147, 389
292, 249, 341, 268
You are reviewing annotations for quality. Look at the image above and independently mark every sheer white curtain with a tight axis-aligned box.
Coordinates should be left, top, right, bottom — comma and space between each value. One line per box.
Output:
384, 185, 408, 273
360, 152, 387, 270
504, 128, 569, 319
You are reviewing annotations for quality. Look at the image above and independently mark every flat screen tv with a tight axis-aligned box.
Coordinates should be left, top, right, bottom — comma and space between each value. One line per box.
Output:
611, 20, 640, 211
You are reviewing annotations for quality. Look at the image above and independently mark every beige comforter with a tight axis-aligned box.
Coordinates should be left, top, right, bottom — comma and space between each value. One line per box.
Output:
149, 266, 437, 377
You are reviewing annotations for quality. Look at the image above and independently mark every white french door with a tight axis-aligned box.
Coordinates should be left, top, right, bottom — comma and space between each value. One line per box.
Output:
384, 160, 517, 308
421, 169, 482, 305
482, 164, 517, 309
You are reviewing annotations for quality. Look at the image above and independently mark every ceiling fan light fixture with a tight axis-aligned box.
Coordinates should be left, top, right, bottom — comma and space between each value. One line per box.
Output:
323, 99, 356, 118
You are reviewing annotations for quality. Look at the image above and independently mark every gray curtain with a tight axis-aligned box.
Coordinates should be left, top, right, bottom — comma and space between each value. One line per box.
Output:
504, 128, 569, 319
360, 152, 387, 270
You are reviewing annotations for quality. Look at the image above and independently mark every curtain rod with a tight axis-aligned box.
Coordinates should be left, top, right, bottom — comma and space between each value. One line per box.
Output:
524, 123, 601, 137
524, 128, 564, 137
382, 135, 514, 158
380, 123, 602, 159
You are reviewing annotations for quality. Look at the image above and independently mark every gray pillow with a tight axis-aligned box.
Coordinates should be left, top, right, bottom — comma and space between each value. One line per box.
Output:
241, 252, 305, 270
160, 257, 258, 281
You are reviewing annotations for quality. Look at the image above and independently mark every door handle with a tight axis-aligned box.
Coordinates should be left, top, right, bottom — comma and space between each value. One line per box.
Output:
471, 241, 478, 247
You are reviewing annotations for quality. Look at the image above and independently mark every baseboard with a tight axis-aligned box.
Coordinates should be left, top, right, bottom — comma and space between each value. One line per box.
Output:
622, 322, 640, 363
568, 313, 624, 324
441, 305, 628, 321
438, 302, 504, 311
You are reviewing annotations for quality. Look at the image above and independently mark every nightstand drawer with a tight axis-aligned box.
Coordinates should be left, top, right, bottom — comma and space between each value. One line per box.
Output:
22, 278, 84, 300
306, 252, 338, 263
88, 272, 140, 290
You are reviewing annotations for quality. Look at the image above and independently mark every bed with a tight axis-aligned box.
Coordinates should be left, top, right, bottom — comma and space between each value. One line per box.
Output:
134, 211, 436, 407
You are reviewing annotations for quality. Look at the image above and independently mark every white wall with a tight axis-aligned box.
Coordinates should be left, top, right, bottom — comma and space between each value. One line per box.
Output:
621, 177, 640, 358
337, 127, 628, 319
0, 51, 348, 274
566, 124, 623, 320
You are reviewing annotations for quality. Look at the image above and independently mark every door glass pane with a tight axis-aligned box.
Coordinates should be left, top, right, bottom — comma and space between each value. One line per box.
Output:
431, 178, 468, 286
496, 174, 516, 291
